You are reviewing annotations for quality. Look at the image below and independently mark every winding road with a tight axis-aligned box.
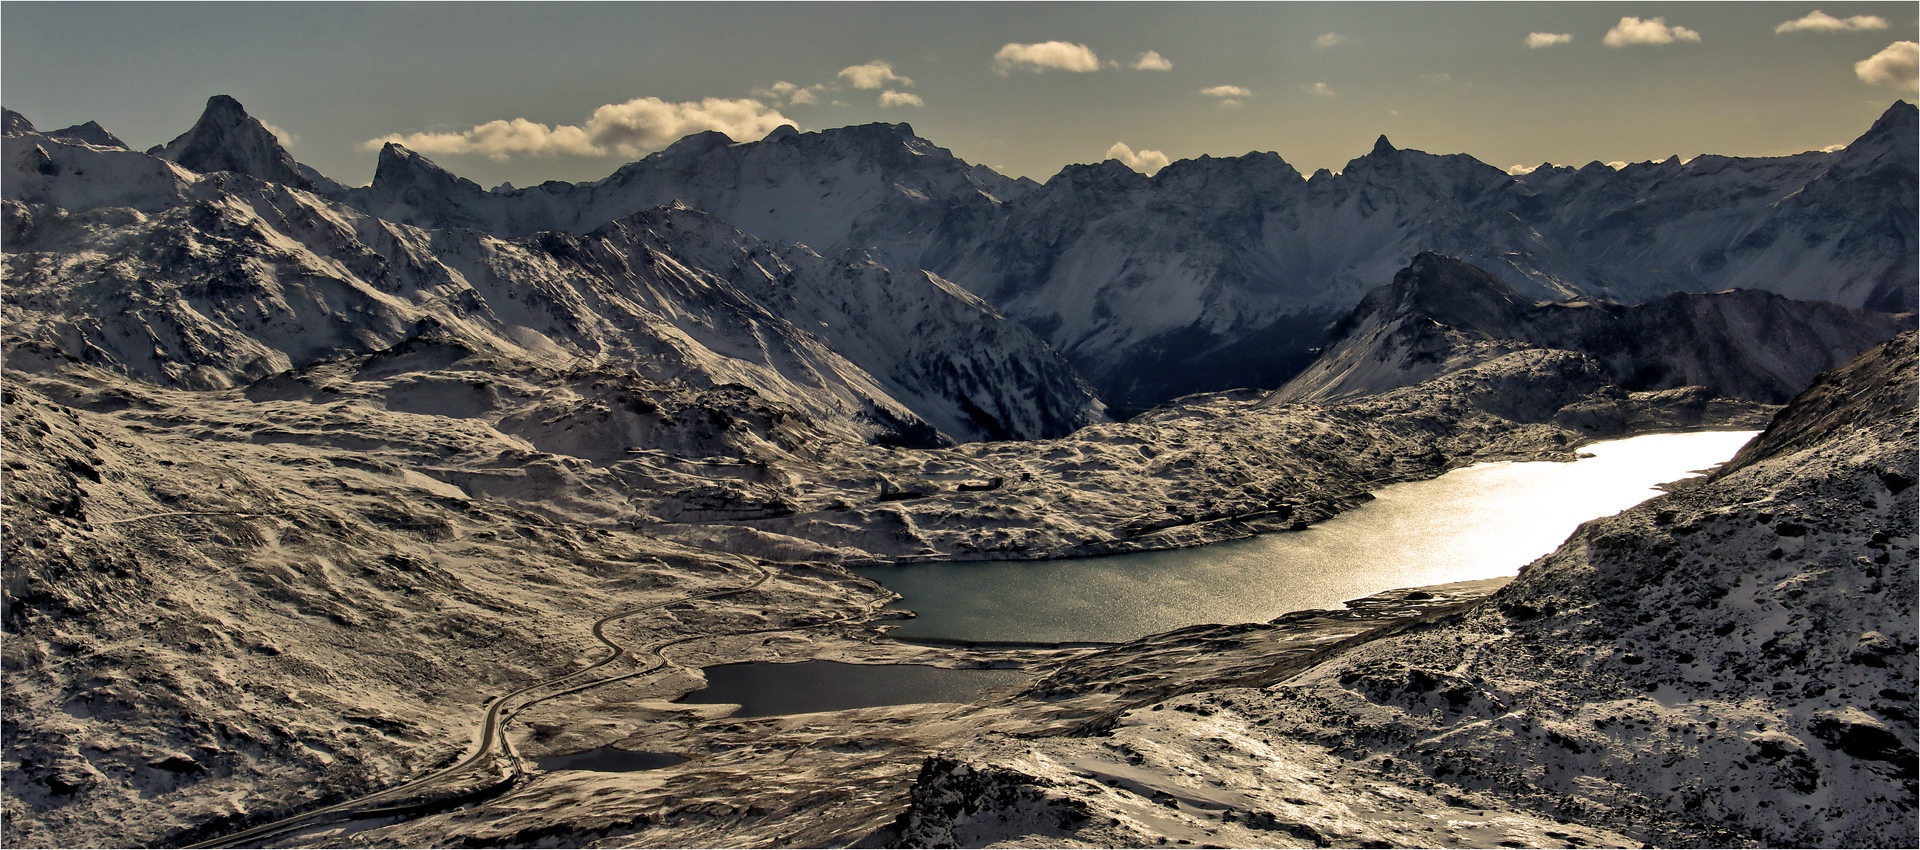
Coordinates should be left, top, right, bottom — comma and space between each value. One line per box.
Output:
185, 558, 878, 848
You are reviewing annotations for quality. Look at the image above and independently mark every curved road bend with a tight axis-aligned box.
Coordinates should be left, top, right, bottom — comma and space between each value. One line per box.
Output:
187, 561, 779, 848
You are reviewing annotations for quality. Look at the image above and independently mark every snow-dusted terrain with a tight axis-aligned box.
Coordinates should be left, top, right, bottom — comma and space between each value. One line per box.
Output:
3, 100, 1101, 445
311, 100, 1915, 411
1271, 251, 1911, 407
892, 332, 1918, 849
2, 93, 1913, 848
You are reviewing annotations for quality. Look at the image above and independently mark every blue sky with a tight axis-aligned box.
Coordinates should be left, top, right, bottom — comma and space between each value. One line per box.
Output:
4, 3, 1914, 187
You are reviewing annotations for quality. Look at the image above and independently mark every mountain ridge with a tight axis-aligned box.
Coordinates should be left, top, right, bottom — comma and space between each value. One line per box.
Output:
1270, 251, 1914, 407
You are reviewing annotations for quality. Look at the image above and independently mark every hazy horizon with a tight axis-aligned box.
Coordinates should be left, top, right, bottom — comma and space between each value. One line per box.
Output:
4, 2, 1916, 188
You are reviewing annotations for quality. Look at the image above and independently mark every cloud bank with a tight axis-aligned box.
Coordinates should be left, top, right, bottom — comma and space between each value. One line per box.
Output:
1604, 17, 1701, 47
260, 121, 298, 148
837, 61, 913, 90
1777, 11, 1888, 33
1199, 84, 1251, 107
366, 96, 795, 160
1133, 50, 1173, 71
1526, 32, 1573, 49
878, 90, 924, 108
994, 41, 1101, 74
1105, 142, 1169, 175
1856, 41, 1919, 93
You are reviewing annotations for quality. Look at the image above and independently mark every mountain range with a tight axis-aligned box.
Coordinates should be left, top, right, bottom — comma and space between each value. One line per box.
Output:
309, 99, 1916, 412
9, 96, 1911, 415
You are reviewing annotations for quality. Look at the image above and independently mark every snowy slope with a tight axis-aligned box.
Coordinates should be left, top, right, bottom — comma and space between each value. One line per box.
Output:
2, 99, 1099, 444
343, 121, 1035, 264
151, 95, 317, 191
319, 101, 1914, 411
1272, 251, 1913, 405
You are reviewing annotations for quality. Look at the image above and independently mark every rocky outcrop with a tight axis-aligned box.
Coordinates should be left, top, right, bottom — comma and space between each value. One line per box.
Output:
1271, 251, 1912, 406
152, 95, 315, 190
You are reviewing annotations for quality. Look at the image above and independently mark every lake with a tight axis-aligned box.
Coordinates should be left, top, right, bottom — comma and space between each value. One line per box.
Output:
856, 430, 1757, 644
675, 660, 1031, 717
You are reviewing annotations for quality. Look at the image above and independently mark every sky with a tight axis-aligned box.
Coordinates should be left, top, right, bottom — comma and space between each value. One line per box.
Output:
4, 2, 1915, 188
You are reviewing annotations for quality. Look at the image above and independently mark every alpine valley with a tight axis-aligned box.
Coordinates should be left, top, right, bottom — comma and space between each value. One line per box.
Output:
2, 95, 1914, 848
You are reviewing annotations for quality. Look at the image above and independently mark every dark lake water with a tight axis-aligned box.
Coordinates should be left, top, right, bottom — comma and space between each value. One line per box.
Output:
674, 660, 1030, 717
857, 430, 1757, 644
532, 747, 687, 772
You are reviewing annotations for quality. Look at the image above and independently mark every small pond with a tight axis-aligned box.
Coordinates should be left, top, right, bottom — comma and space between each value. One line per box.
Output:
532, 747, 687, 773
674, 660, 1030, 717
857, 430, 1757, 644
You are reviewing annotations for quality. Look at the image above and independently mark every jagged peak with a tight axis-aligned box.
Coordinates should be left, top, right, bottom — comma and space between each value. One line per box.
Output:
1149, 149, 1301, 185
3, 107, 37, 136
1047, 158, 1152, 190
48, 121, 127, 149
1367, 251, 1537, 330
1372, 134, 1396, 155
372, 142, 484, 194
1848, 99, 1918, 151
156, 95, 314, 191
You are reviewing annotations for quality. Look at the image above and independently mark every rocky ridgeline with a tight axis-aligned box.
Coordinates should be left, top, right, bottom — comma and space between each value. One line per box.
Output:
320, 101, 1917, 411
895, 332, 1918, 847
14, 95, 1910, 412
1271, 251, 1912, 406
2, 103, 1102, 446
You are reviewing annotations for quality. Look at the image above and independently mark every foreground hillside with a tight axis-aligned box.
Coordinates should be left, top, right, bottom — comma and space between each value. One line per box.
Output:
897, 332, 1918, 848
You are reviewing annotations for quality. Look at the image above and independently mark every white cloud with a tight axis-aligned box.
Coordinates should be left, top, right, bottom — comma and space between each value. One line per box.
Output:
1821, 143, 1849, 153
754, 81, 826, 107
1105, 142, 1170, 175
367, 96, 795, 160
878, 90, 925, 108
993, 41, 1101, 74
584, 97, 794, 157
367, 118, 603, 159
1314, 32, 1347, 48
838, 61, 912, 90
1301, 81, 1338, 97
260, 121, 298, 148
1777, 11, 1888, 33
1200, 84, 1252, 98
1604, 17, 1702, 47
1526, 32, 1573, 48
1507, 163, 1539, 175
757, 81, 799, 99
1856, 41, 1919, 92
1606, 161, 1629, 170
1133, 50, 1173, 71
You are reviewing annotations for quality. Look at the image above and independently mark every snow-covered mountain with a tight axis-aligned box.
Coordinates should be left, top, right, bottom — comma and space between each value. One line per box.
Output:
319, 101, 1915, 412
1, 100, 1100, 445
344, 121, 1034, 262
1271, 251, 1914, 406
149, 95, 319, 192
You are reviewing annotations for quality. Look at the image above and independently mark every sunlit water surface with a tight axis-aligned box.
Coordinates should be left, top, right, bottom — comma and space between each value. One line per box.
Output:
857, 430, 1757, 644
